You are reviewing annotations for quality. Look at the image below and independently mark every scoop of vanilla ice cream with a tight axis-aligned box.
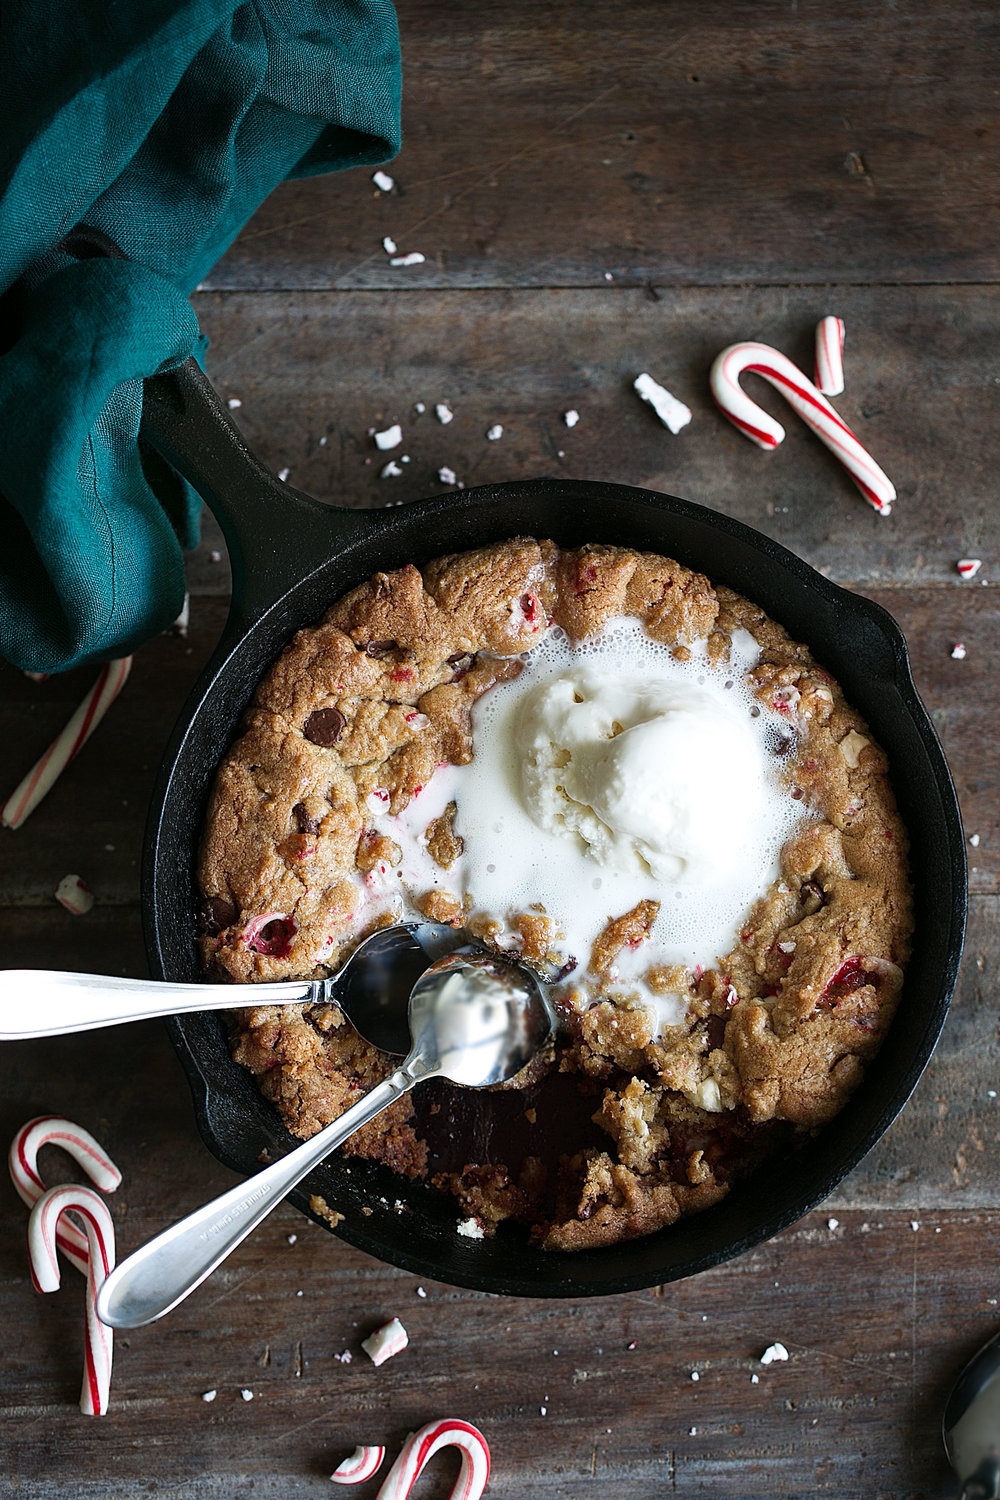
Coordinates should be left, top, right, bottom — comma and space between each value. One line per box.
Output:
517, 669, 765, 883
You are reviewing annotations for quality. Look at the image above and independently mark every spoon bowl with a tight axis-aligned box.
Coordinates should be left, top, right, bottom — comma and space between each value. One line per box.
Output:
96, 950, 556, 1329
944, 1330, 1000, 1498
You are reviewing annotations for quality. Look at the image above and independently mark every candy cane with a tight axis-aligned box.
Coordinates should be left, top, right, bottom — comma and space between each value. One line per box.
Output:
9, 1117, 121, 1277
710, 342, 896, 516
28, 1184, 116, 1415
814, 316, 846, 396
331, 1446, 387, 1485
0, 655, 133, 829
375, 1420, 490, 1500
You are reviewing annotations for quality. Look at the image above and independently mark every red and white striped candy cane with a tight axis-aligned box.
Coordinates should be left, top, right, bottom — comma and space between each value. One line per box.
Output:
28, 1184, 116, 1415
0, 654, 133, 829
9, 1116, 121, 1277
710, 341, 895, 516
331, 1445, 387, 1484
375, 1419, 490, 1500
814, 316, 846, 396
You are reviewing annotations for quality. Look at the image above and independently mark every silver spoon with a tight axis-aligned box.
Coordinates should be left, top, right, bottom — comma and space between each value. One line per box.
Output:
96, 949, 555, 1329
944, 1330, 1000, 1497
0, 921, 462, 1044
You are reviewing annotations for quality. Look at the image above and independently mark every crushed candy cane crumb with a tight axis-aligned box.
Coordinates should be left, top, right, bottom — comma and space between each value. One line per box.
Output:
55, 874, 94, 915
435, 403, 454, 424
437, 466, 458, 486
373, 170, 394, 191
456, 1216, 485, 1239
957, 558, 982, 579
226, 396, 242, 410
374, 424, 402, 451
563, 409, 580, 428
201, 1389, 217, 1402
241, 1389, 254, 1401
633, 372, 693, 434
486, 424, 503, 441
391, 252, 425, 267
951, 642, 967, 659
361, 1317, 408, 1366
970, 834, 981, 847
380, 460, 404, 479
760, 1343, 789, 1365
382, 235, 397, 255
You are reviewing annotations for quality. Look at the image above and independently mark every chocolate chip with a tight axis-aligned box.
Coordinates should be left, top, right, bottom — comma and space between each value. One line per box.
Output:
199, 895, 238, 934
365, 639, 397, 658
303, 707, 345, 746
293, 802, 321, 835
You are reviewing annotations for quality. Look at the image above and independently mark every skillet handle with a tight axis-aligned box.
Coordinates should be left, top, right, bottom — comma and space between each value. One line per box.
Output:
142, 358, 373, 628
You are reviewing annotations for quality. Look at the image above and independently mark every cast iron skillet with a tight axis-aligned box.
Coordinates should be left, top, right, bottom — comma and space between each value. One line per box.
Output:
140, 356, 966, 1298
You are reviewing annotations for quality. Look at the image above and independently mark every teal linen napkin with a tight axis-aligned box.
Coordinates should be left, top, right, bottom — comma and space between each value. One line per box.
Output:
0, 0, 401, 673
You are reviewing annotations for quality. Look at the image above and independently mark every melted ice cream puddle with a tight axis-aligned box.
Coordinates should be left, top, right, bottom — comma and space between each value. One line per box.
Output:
368, 618, 808, 992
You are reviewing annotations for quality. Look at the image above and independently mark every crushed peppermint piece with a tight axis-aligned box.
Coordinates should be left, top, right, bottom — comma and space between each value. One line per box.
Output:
970, 833, 981, 847
951, 642, 967, 659
633, 372, 693, 434
957, 558, 982, 579
390, 252, 425, 267
751, 1373, 760, 1384
277, 468, 290, 483
333, 1349, 353, 1364
382, 235, 397, 255
689, 1426, 697, 1436
760, 1343, 789, 1365
827, 1217, 839, 1230
201, 1389, 217, 1402
563, 409, 580, 428
604, 271, 614, 281
319, 435, 328, 446
380, 460, 404, 478
416, 1286, 427, 1297
437, 466, 458, 486
209, 550, 222, 563
241, 1389, 254, 1401
435, 403, 454, 424
414, 401, 426, 413
486, 424, 503, 441
690, 1370, 700, 1381
540, 1406, 547, 1416
373, 170, 395, 191
55, 874, 94, 915
374, 424, 402, 451
361, 1317, 408, 1366
626, 1341, 637, 1351
226, 397, 242, 410
287, 1234, 297, 1244
911, 1220, 920, 1231
456, 1216, 485, 1239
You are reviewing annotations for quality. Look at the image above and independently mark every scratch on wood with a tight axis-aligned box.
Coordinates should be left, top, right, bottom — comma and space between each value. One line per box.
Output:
590, 1444, 597, 1476
259, 1344, 271, 1368
294, 1340, 304, 1378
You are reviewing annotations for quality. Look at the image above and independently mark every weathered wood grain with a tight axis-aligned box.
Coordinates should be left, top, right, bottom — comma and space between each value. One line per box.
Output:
205, 0, 1000, 292
190, 285, 996, 592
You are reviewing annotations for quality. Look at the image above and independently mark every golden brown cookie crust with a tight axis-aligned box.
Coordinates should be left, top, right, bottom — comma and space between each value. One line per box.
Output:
198, 537, 911, 1251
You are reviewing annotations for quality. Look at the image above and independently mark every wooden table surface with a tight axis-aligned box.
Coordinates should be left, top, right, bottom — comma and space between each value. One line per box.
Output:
2, 3, 997, 1494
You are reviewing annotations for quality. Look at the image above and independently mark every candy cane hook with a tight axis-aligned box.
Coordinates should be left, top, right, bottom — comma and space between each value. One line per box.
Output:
28, 1184, 117, 1415
375, 1419, 490, 1500
710, 340, 895, 516
9, 1116, 121, 1277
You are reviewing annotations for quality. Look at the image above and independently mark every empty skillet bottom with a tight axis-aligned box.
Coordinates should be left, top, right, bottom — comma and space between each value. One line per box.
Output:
195, 536, 912, 1252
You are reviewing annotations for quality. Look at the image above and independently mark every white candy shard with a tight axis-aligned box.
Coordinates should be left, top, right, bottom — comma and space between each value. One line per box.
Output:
331, 1444, 386, 1485
814, 316, 846, 396
380, 461, 404, 478
382, 235, 397, 255
957, 558, 982, 579
278, 468, 290, 483
373, 170, 395, 191
435, 403, 454, 424
55, 874, 94, 916
760, 1342, 789, 1365
361, 1317, 408, 1367
202, 1389, 217, 1402
374, 425, 403, 451
563, 409, 580, 428
633, 373, 692, 434
390, 252, 425, 267
226, 396, 242, 409
952, 642, 968, 659
456, 1216, 485, 1239
486, 424, 503, 441
437, 466, 458, 486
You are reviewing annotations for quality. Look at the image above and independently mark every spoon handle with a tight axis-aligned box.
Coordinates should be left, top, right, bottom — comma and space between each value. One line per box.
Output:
97, 1059, 431, 1329
0, 970, 320, 1038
